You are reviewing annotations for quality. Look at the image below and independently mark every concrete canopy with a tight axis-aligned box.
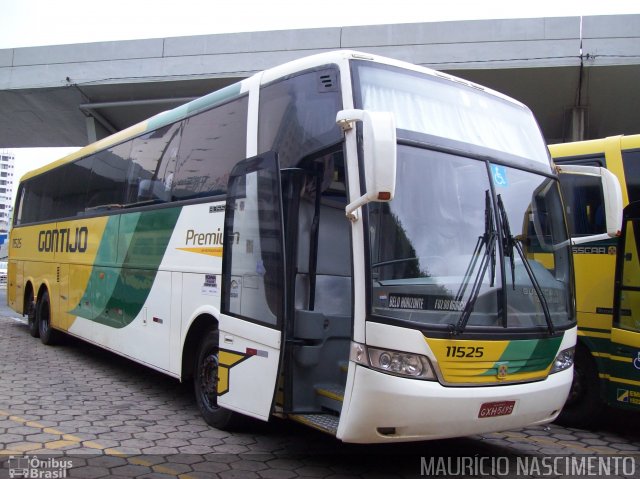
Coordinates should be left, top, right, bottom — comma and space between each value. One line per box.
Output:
0, 14, 638, 148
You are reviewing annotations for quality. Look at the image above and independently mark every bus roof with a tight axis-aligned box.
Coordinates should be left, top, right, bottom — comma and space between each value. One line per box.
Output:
548, 134, 640, 158
20, 50, 527, 183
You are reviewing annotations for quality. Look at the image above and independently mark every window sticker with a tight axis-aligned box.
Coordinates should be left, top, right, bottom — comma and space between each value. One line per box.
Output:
202, 274, 218, 296
491, 165, 509, 187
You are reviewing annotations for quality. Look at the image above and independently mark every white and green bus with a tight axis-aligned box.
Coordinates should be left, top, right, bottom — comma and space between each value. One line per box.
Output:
8, 51, 610, 443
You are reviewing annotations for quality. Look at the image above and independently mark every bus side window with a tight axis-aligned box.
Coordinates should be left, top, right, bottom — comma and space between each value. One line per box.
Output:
87, 142, 131, 211
558, 173, 606, 237
127, 122, 182, 205
258, 68, 342, 168
21, 175, 53, 223
622, 149, 640, 204
174, 96, 248, 201
53, 157, 93, 218
13, 186, 25, 226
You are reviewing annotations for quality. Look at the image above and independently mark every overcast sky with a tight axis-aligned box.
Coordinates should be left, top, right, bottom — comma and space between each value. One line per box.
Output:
2, 0, 639, 49
2, 0, 639, 201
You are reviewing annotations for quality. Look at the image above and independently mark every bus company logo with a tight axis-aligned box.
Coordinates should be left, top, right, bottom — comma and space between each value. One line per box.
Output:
496, 362, 509, 380
177, 228, 230, 257
38, 227, 88, 253
571, 246, 608, 254
185, 228, 224, 247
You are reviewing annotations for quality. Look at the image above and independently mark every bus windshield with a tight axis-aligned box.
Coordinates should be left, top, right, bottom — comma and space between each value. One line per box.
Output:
355, 62, 551, 171
368, 146, 574, 332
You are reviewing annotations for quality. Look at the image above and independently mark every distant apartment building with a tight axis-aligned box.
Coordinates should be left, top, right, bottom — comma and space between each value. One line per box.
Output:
0, 150, 15, 232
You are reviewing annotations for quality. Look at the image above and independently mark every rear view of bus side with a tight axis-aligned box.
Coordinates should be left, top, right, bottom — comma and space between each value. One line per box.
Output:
9, 51, 581, 443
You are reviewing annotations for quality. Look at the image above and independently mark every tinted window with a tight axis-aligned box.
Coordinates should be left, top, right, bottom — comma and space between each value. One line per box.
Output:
174, 96, 248, 200
20, 175, 52, 223
53, 158, 93, 218
559, 172, 606, 236
14, 186, 25, 225
258, 68, 342, 168
622, 150, 640, 204
127, 122, 182, 205
222, 153, 284, 326
87, 142, 131, 211
15, 94, 248, 225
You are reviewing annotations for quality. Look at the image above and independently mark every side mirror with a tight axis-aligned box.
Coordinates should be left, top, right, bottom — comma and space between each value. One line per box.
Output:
556, 164, 623, 245
336, 109, 396, 220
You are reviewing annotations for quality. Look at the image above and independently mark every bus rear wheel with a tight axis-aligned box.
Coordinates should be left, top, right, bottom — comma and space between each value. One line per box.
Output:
27, 290, 39, 338
37, 290, 59, 346
194, 329, 242, 429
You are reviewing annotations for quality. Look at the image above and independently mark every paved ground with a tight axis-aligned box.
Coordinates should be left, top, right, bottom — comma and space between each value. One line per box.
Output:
0, 311, 639, 478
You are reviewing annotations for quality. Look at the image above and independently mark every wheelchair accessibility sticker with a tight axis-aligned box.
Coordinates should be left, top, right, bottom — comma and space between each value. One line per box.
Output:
633, 351, 640, 370
491, 165, 509, 187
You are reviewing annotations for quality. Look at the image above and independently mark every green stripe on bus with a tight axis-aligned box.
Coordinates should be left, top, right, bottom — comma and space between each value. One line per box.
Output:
480, 337, 562, 376
70, 216, 124, 323
580, 335, 611, 355
70, 207, 182, 328
606, 348, 639, 383
147, 83, 243, 131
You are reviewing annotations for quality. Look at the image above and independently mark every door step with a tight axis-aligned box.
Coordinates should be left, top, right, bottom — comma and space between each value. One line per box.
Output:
315, 384, 344, 413
290, 413, 339, 435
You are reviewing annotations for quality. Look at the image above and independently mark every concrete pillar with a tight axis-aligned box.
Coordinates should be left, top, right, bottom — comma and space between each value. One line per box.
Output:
85, 116, 97, 144
568, 106, 587, 142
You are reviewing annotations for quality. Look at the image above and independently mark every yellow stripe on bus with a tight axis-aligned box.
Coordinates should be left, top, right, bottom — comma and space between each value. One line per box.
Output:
601, 374, 640, 388
577, 330, 611, 339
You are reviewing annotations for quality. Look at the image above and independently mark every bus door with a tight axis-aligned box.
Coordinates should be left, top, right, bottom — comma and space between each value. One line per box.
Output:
611, 201, 640, 410
218, 152, 286, 420
280, 151, 353, 420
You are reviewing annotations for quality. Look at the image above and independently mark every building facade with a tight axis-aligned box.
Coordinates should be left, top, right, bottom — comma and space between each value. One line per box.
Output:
0, 150, 15, 234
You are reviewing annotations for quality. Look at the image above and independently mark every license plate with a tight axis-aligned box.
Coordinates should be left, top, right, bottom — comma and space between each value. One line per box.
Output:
478, 400, 516, 418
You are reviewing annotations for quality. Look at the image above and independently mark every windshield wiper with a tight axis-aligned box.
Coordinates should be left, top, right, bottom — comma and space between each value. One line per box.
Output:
497, 195, 555, 335
454, 190, 497, 334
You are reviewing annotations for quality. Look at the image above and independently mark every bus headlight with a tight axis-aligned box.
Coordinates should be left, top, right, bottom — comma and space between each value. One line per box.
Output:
550, 347, 575, 374
350, 342, 436, 380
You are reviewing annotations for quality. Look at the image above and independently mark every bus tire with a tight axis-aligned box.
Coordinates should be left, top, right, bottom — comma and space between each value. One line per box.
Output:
194, 329, 242, 430
27, 290, 39, 338
556, 346, 602, 427
37, 290, 59, 346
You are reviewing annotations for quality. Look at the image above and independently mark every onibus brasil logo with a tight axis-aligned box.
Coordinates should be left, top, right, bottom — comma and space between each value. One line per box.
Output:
8, 455, 72, 478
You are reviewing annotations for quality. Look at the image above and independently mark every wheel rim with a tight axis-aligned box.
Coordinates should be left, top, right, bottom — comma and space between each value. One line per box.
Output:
38, 299, 50, 336
27, 294, 35, 325
199, 352, 220, 411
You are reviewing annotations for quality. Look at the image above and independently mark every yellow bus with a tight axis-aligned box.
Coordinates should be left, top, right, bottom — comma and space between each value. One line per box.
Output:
9, 51, 613, 442
551, 134, 640, 424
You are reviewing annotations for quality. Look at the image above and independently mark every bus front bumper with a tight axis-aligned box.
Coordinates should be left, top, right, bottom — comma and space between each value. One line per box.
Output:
337, 364, 572, 443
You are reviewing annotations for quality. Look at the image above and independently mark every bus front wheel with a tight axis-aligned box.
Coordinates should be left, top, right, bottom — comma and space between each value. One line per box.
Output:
37, 290, 59, 346
194, 329, 241, 429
